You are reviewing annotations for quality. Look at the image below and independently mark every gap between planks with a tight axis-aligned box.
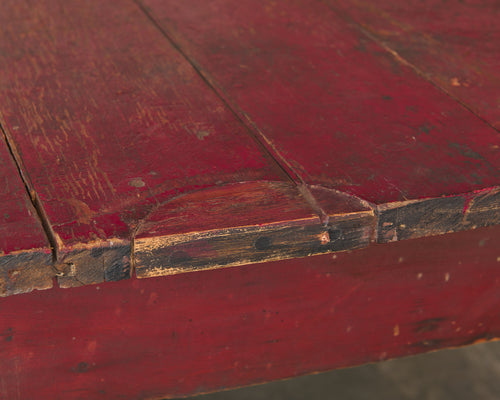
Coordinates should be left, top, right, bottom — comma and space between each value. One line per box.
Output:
0, 1, 498, 295
131, 0, 343, 223
319, 0, 500, 136
0, 118, 60, 263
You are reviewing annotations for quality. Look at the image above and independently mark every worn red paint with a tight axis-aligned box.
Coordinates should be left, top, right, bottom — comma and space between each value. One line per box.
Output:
326, 0, 500, 129
0, 0, 498, 283
0, 136, 48, 255
0, 131, 52, 296
1, 225, 500, 399
141, 0, 500, 204
0, 0, 287, 249
0, 0, 499, 397
135, 182, 320, 237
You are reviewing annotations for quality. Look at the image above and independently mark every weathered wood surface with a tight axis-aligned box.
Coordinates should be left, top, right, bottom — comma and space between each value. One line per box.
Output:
325, 0, 500, 130
0, 225, 499, 399
0, 129, 52, 296
0, 0, 498, 287
135, 182, 374, 277
0, 0, 328, 288
0, 0, 499, 397
139, 0, 500, 208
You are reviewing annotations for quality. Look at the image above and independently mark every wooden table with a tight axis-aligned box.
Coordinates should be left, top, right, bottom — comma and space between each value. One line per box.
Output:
0, 0, 499, 398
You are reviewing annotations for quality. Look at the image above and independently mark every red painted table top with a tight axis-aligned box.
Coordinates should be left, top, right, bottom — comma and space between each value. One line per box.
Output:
0, 0, 498, 294
0, 0, 499, 398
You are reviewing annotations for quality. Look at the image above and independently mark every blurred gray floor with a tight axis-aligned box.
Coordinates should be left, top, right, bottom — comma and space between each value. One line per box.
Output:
184, 341, 500, 399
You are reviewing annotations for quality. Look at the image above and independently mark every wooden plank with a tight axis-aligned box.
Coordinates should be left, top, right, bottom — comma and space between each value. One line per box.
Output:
139, 0, 500, 238
0, 0, 342, 286
135, 182, 374, 278
377, 187, 500, 242
0, 0, 498, 290
324, 0, 500, 129
0, 130, 52, 296
1, 224, 499, 399
0, 2, 497, 397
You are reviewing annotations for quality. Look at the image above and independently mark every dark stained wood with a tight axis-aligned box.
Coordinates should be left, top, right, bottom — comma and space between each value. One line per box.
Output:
140, 0, 500, 232
135, 182, 374, 276
0, 130, 52, 296
1, 225, 499, 399
325, 0, 500, 129
377, 187, 500, 242
56, 241, 131, 288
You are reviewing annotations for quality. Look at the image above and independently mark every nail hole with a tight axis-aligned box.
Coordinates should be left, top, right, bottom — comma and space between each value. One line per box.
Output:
75, 361, 89, 373
254, 237, 271, 251
328, 228, 342, 242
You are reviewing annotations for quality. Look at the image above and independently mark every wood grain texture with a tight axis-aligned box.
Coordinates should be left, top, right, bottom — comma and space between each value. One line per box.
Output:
1, 3, 500, 398
0, 131, 52, 296
1, 225, 499, 399
377, 187, 500, 242
0, 0, 293, 286
325, 0, 500, 129
0, 0, 499, 293
135, 182, 374, 276
140, 0, 500, 203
